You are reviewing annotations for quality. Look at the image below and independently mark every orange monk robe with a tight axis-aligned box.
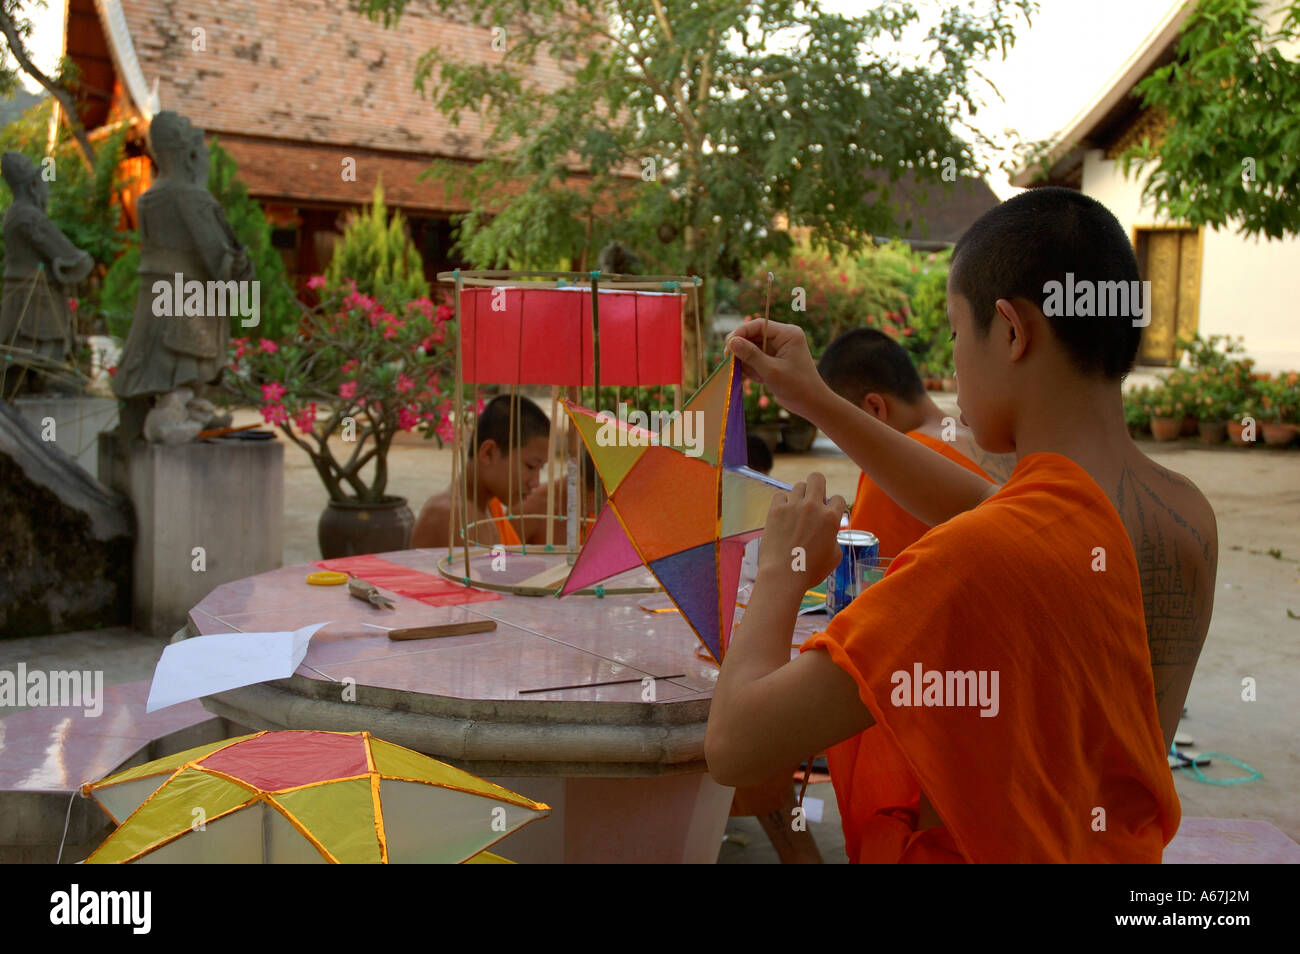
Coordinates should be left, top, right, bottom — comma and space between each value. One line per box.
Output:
802, 453, 1179, 862
834, 429, 996, 858
850, 430, 992, 559
494, 498, 596, 546
487, 497, 522, 546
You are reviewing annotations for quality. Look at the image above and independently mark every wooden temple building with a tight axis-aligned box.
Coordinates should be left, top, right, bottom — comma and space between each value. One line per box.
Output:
55, 0, 590, 293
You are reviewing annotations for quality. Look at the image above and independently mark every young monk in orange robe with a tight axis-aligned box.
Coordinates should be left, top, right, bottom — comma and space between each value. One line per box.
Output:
706, 187, 1218, 863
411, 395, 550, 548
519, 450, 600, 547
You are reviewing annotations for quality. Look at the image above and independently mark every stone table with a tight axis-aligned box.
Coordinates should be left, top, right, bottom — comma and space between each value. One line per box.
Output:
187, 547, 820, 863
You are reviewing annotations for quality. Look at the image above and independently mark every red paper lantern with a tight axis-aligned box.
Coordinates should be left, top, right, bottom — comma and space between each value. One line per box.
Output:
459, 287, 683, 387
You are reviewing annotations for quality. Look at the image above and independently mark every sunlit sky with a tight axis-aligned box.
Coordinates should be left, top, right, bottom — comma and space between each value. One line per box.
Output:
18, 0, 1183, 196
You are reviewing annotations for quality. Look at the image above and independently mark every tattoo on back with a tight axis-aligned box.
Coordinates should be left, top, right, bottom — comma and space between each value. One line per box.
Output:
1114, 465, 1215, 705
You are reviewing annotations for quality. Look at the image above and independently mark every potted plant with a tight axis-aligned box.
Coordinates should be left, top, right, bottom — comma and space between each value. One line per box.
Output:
1124, 385, 1153, 438
743, 377, 784, 453
1158, 370, 1198, 436
1227, 397, 1258, 446
778, 413, 818, 453
1178, 333, 1248, 376
225, 279, 456, 557
1146, 383, 1185, 442
1190, 373, 1229, 444
1259, 374, 1299, 447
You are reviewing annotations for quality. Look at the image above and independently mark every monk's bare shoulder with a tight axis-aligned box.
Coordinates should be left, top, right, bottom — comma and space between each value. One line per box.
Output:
1114, 451, 1219, 721
926, 425, 1016, 483
411, 492, 453, 548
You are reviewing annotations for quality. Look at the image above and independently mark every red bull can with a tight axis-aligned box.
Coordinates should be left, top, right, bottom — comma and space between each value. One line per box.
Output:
827, 530, 879, 617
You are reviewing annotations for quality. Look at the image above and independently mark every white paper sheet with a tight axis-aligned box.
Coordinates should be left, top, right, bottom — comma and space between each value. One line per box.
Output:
145, 622, 329, 713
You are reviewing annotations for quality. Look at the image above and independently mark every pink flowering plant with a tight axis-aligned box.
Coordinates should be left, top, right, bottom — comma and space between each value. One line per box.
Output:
731, 241, 952, 376
224, 276, 457, 503
741, 372, 784, 426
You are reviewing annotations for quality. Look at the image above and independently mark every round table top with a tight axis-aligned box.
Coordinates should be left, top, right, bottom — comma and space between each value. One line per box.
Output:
189, 547, 820, 776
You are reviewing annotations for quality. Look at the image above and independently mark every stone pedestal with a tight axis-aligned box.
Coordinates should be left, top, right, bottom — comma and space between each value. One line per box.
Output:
14, 395, 119, 479
99, 432, 283, 638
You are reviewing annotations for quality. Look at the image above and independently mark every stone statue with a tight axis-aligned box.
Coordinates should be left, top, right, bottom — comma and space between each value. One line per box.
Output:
141, 387, 216, 444
112, 112, 246, 439
0, 152, 94, 395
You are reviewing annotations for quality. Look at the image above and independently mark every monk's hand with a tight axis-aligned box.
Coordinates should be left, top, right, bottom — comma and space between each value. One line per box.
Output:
725, 319, 828, 422
757, 473, 846, 591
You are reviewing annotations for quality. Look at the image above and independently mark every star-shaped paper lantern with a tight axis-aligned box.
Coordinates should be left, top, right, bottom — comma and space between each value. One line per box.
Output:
559, 357, 790, 663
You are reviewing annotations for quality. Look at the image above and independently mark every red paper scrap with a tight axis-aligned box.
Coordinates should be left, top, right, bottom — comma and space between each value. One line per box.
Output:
314, 555, 502, 606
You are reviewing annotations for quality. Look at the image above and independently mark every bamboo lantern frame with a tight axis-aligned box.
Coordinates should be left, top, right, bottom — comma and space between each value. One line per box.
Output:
432, 268, 702, 597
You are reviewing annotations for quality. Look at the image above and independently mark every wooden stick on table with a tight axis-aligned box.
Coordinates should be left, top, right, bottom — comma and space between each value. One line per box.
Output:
387, 620, 497, 641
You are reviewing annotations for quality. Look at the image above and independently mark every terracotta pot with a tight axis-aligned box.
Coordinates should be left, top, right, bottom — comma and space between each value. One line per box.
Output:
1180, 414, 1199, 437
1262, 422, 1298, 447
779, 416, 818, 453
750, 422, 782, 454
1196, 420, 1228, 444
318, 496, 414, 558
1150, 417, 1182, 442
941, 377, 957, 391
1227, 421, 1255, 446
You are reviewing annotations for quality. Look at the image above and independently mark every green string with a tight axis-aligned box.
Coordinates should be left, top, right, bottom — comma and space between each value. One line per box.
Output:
1172, 745, 1261, 786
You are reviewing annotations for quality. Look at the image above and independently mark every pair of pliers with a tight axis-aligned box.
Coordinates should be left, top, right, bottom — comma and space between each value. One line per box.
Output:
348, 577, 395, 610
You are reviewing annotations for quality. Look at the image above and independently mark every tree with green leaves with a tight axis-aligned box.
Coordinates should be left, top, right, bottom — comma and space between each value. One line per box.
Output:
1119, 0, 1300, 239
205, 138, 301, 339
357, 0, 1034, 387
324, 180, 430, 304
0, 0, 97, 167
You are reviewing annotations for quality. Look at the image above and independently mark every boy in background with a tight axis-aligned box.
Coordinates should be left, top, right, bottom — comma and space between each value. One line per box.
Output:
817, 327, 1014, 557
411, 394, 550, 548
728, 430, 823, 863
520, 450, 599, 547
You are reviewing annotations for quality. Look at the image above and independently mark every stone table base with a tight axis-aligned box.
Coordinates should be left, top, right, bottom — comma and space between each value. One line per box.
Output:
189, 549, 823, 863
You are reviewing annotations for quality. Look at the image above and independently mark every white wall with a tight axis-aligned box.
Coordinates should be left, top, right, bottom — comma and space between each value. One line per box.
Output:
1082, 149, 1300, 372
